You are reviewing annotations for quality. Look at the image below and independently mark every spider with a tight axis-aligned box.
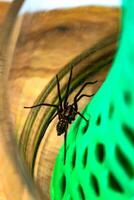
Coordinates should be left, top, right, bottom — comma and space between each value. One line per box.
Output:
24, 67, 97, 164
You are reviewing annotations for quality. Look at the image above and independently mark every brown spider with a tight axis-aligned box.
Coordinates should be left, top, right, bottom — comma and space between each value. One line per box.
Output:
24, 67, 97, 164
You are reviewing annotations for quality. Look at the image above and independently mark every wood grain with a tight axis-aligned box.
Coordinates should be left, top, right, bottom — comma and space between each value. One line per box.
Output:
0, 2, 10, 24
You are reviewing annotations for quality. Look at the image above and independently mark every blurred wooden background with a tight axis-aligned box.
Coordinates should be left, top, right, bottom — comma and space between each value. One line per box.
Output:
0, 2, 120, 199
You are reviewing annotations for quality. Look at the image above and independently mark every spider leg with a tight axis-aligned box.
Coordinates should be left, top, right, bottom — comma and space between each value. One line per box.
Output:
74, 80, 97, 102
56, 75, 63, 111
64, 66, 73, 108
24, 103, 58, 109
48, 111, 59, 124
64, 130, 67, 164
75, 93, 95, 103
77, 111, 88, 123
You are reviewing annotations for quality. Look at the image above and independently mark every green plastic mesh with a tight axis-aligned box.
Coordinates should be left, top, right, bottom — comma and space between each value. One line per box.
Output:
50, 0, 134, 199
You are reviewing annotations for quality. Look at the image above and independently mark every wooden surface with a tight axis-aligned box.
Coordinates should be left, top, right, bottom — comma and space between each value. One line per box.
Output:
0, 1, 43, 200
0, 2, 10, 23
0, 2, 120, 200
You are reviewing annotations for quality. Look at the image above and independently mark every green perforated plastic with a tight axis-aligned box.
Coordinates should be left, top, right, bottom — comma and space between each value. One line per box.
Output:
50, 0, 134, 199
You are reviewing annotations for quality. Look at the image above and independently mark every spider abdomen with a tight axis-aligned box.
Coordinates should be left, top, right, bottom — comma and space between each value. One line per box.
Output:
56, 119, 68, 136
64, 105, 77, 123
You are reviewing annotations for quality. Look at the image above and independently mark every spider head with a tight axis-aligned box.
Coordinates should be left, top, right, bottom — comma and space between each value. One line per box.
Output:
56, 119, 68, 136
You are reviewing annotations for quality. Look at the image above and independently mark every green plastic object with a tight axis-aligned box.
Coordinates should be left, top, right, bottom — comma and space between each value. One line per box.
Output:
50, 0, 134, 199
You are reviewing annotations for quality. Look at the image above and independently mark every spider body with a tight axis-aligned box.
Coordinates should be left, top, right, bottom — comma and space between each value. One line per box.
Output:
24, 67, 97, 164
57, 104, 77, 135
56, 118, 68, 136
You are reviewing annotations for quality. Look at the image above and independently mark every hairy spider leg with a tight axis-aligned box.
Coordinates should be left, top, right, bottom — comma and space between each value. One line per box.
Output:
64, 130, 67, 164
75, 93, 95, 103
64, 66, 73, 108
73, 81, 97, 124
56, 75, 63, 111
48, 111, 59, 125
74, 80, 98, 102
77, 111, 88, 123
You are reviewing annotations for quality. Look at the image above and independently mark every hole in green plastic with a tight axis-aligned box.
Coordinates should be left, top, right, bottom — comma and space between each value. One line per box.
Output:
108, 172, 123, 192
72, 148, 76, 168
96, 143, 105, 163
122, 124, 134, 146
115, 146, 134, 178
78, 184, 85, 200
82, 147, 88, 167
61, 174, 66, 197
90, 174, 100, 196
123, 91, 132, 105
108, 103, 114, 119
96, 115, 101, 125
83, 120, 89, 134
